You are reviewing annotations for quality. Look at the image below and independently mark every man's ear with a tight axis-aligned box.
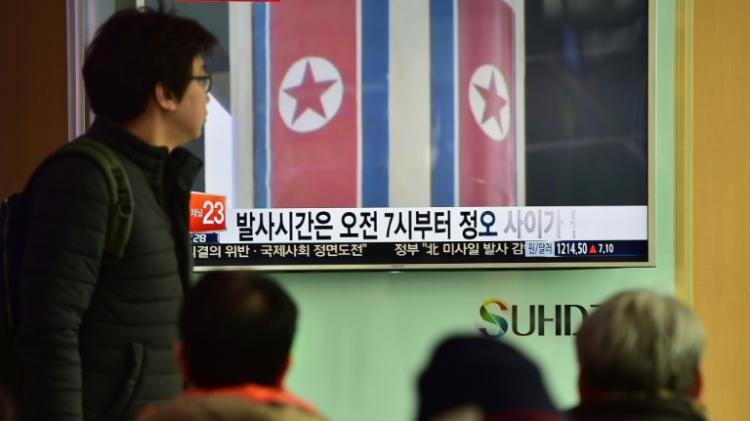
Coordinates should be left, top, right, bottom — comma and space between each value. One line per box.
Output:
174, 341, 192, 385
690, 369, 703, 399
154, 82, 179, 111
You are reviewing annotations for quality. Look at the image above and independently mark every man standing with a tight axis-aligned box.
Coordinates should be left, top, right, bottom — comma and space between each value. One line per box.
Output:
571, 289, 708, 421
15, 7, 216, 420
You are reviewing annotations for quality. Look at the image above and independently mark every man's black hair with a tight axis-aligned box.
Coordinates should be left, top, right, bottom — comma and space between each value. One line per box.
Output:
417, 335, 558, 421
180, 272, 298, 388
82, 7, 217, 123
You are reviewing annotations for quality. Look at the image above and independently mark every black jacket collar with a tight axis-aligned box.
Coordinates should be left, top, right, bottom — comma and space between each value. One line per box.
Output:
84, 117, 203, 193
569, 394, 708, 421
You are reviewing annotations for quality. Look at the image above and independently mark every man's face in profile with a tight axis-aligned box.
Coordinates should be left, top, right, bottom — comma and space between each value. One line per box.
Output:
172, 55, 211, 144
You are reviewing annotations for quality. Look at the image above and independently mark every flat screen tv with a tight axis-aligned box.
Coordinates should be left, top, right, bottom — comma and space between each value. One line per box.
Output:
153, 0, 654, 270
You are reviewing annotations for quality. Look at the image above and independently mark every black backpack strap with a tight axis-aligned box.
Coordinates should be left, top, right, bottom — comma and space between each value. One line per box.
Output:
54, 139, 134, 260
0, 138, 134, 401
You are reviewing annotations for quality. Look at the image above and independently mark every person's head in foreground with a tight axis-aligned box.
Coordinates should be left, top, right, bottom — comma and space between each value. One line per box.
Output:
138, 271, 327, 421
571, 289, 707, 421
179, 271, 297, 388
417, 335, 567, 421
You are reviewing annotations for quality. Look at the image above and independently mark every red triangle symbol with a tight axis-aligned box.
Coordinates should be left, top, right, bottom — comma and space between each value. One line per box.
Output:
589, 244, 598, 254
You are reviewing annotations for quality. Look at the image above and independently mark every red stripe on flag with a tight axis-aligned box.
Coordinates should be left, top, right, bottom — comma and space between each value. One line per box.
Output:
270, 0, 359, 207
458, 0, 516, 206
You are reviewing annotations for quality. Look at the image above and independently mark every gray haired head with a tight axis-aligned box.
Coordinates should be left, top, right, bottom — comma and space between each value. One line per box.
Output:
576, 289, 705, 396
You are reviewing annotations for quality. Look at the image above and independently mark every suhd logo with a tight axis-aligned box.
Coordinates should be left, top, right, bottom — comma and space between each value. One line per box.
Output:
479, 299, 510, 338
478, 298, 597, 338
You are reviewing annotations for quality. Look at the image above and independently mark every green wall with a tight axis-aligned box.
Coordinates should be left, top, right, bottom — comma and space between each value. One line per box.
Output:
274, 1, 677, 420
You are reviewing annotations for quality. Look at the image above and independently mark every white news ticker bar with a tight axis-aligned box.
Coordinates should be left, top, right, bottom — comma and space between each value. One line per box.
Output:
221, 206, 647, 244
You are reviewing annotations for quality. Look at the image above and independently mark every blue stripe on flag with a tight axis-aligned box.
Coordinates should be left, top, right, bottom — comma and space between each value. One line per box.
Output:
430, 0, 456, 206
361, 0, 390, 207
253, 4, 270, 208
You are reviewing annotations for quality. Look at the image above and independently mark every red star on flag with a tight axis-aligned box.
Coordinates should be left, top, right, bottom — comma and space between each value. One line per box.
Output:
283, 60, 338, 123
473, 73, 507, 131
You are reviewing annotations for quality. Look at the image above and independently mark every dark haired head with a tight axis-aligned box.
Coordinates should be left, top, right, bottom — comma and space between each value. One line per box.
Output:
180, 272, 298, 388
82, 7, 217, 123
417, 335, 560, 421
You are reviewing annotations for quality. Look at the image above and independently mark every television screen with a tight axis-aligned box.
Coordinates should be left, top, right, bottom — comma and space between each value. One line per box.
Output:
174, 0, 652, 270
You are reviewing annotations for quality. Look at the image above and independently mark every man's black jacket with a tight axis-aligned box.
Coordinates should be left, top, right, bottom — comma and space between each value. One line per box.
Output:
569, 394, 709, 421
15, 118, 202, 420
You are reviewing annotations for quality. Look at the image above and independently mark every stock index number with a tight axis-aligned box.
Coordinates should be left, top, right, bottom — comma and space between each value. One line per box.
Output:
555, 242, 615, 256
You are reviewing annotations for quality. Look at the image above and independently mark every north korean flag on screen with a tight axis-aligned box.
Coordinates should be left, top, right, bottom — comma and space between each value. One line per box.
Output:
249, 0, 520, 209
253, 0, 388, 208
431, 0, 518, 206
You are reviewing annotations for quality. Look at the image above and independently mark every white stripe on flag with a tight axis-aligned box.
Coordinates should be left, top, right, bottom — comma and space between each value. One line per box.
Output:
205, 95, 235, 211
356, 0, 364, 207
510, 0, 526, 205
389, 0, 432, 207
228, 3, 254, 209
